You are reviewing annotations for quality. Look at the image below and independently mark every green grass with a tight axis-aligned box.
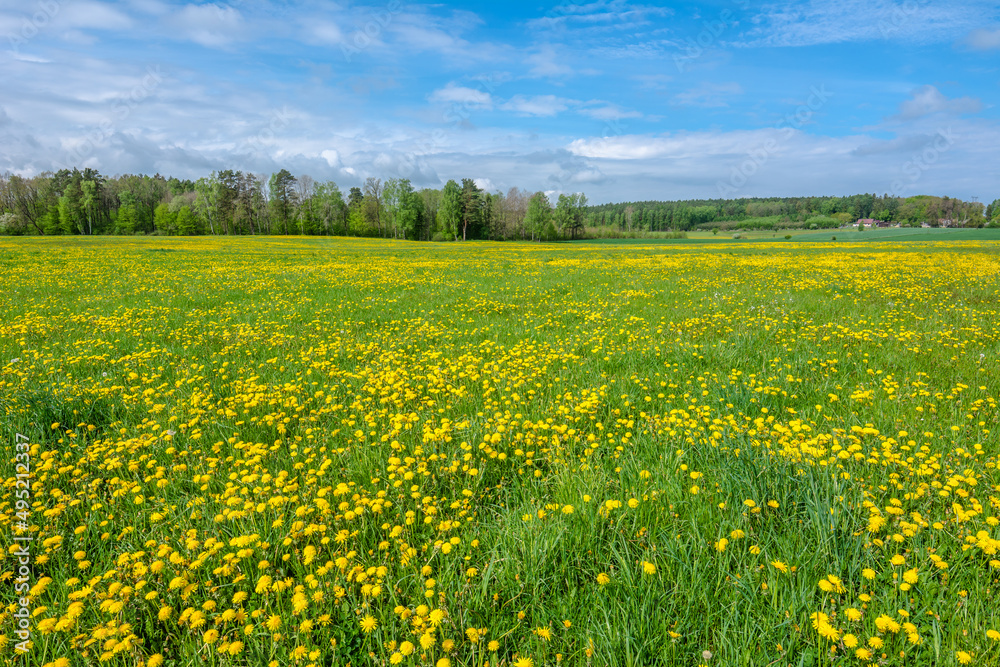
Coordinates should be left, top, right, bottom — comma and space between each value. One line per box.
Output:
574, 227, 1000, 244
1, 236, 999, 667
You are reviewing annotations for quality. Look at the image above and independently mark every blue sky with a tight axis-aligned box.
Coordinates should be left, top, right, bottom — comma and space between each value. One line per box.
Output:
1, 0, 998, 203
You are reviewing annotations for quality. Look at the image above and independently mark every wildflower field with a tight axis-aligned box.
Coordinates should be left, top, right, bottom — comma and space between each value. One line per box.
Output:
2, 236, 1000, 667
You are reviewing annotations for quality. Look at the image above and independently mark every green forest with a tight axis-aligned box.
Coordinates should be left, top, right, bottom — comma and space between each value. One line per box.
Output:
1, 168, 996, 240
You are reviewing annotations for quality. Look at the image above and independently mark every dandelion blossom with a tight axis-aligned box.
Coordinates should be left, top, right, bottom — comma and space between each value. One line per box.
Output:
360, 615, 377, 633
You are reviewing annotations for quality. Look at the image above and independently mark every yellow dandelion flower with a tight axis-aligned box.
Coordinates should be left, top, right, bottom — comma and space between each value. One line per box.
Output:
360, 615, 377, 633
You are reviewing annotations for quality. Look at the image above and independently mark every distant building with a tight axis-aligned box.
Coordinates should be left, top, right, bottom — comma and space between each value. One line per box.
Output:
856, 218, 889, 228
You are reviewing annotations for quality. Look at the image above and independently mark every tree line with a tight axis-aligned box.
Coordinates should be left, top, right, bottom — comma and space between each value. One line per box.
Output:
0, 169, 588, 241
587, 193, 995, 232
0, 168, 995, 239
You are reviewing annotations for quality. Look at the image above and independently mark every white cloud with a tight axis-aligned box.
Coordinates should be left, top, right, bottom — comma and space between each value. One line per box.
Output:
526, 45, 574, 78
579, 103, 643, 120
893, 85, 981, 120
309, 21, 344, 45
965, 28, 1000, 50
167, 4, 245, 48
527, 1, 673, 40
473, 177, 496, 192
672, 82, 743, 108
736, 0, 995, 47
60, 2, 134, 31
429, 84, 494, 109
321, 149, 341, 167
387, 10, 503, 62
500, 94, 575, 116
8, 52, 51, 63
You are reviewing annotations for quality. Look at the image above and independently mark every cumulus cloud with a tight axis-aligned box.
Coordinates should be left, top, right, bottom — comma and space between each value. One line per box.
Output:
429, 84, 494, 109
964, 28, 1000, 50
473, 177, 496, 192
500, 94, 575, 117
893, 85, 981, 120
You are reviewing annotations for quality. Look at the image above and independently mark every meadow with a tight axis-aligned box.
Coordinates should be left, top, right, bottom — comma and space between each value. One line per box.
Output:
1, 236, 999, 667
